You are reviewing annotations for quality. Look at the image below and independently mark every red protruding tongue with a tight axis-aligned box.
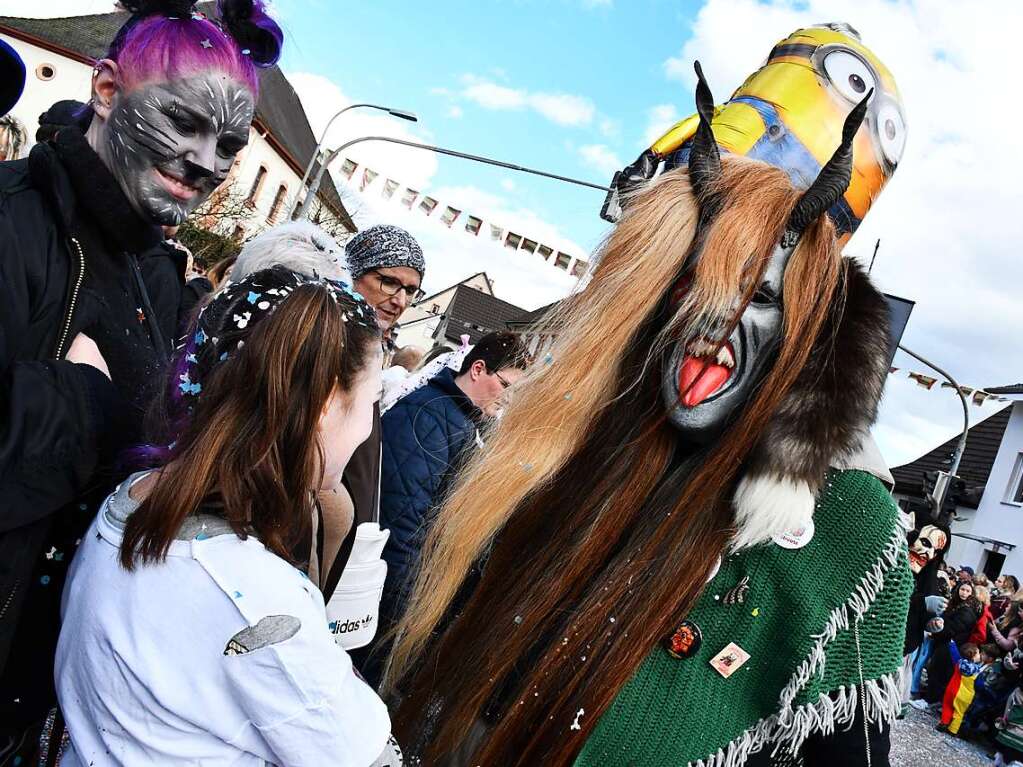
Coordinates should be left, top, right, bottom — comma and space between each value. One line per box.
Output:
678, 356, 731, 407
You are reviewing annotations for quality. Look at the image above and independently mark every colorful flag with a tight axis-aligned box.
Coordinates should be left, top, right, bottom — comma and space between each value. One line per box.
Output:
339, 158, 357, 180
465, 216, 483, 236
440, 206, 462, 227
419, 196, 438, 216
400, 188, 418, 209
909, 373, 938, 390
382, 179, 399, 199
360, 168, 378, 192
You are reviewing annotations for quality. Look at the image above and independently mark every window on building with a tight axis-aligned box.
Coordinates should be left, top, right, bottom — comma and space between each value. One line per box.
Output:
1007, 453, 1023, 504
247, 166, 268, 204
430, 303, 441, 314
268, 184, 288, 224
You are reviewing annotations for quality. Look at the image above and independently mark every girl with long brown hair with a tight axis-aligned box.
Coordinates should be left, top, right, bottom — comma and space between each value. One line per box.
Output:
54, 267, 402, 766
386, 64, 910, 767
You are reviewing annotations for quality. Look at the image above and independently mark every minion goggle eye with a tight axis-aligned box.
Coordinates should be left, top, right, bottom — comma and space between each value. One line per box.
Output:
814, 45, 906, 166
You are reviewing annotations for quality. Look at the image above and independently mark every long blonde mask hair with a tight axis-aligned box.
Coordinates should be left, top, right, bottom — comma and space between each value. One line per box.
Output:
387, 157, 844, 766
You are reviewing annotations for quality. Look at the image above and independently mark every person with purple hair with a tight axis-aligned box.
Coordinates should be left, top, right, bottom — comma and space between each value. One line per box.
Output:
0, 1, 283, 760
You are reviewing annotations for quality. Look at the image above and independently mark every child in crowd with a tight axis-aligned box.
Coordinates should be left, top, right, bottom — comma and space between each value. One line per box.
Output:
939, 641, 985, 735
964, 645, 1022, 736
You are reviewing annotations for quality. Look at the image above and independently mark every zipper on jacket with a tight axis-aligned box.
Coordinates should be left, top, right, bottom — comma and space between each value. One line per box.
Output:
128, 253, 170, 366
54, 236, 86, 359
0, 579, 21, 625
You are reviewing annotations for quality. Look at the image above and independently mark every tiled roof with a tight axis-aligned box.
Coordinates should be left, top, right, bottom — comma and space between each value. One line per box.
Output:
507, 300, 559, 327
441, 285, 526, 345
890, 404, 1013, 506
0, 5, 354, 230
415, 272, 493, 306
987, 383, 1023, 395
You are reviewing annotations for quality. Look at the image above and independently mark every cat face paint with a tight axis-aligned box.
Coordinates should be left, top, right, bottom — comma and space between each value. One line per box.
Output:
662, 242, 791, 445
102, 73, 254, 226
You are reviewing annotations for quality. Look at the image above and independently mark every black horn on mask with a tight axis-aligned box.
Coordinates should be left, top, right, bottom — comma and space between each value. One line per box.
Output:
688, 60, 722, 209
786, 90, 872, 239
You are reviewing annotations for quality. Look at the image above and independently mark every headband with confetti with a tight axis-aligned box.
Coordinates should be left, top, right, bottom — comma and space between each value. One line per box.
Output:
177, 265, 378, 400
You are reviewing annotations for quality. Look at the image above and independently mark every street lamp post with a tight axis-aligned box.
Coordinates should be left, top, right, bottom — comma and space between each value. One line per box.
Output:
295, 135, 612, 221
898, 343, 970, 523
288, 103, 418, 220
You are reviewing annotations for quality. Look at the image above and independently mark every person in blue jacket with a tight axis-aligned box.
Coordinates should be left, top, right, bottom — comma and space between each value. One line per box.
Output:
355, 331, 528, 684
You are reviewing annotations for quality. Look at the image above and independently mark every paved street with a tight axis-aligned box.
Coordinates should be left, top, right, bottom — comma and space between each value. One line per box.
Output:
891, 706, 991, 767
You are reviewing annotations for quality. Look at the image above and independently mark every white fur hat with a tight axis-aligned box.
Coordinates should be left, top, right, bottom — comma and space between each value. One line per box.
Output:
231, 222, 351, 286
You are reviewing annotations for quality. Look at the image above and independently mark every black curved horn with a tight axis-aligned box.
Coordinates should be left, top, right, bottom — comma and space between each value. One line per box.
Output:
787, 89, 873, 236
689, 60, 721, 204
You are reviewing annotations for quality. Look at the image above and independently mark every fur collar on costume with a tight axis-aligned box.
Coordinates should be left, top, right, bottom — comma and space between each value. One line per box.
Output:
731, 258, 891, 550
29, 127, 162, 255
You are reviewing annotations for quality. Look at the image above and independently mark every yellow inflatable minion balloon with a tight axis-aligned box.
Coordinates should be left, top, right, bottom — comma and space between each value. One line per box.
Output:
601, 22, 905, 238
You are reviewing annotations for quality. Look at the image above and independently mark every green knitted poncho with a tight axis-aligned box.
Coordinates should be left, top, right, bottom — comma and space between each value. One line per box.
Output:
575, 469, 912, 767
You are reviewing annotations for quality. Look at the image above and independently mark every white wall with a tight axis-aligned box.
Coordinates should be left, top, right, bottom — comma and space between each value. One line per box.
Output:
0, 35, 92, 154
395, 275, 495, 352
963, 400, 1023, 573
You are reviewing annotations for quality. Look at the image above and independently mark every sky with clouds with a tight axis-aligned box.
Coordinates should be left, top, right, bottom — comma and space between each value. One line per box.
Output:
2, 0, 1019, 468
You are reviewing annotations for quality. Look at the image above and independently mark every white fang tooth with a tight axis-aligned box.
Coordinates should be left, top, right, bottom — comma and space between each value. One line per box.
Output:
716, 345, 734, 368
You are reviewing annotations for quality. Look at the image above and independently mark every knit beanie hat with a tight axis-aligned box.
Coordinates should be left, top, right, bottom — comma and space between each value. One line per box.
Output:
345, 224, 425, 281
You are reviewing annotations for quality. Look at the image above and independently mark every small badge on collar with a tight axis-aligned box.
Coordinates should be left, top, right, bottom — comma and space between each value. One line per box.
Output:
772, 518, 815, 550
710, 642, 750, 678
664, 620, 702, 659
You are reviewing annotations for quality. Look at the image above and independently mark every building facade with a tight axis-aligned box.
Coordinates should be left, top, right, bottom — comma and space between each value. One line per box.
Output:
892, 388, 1023, 577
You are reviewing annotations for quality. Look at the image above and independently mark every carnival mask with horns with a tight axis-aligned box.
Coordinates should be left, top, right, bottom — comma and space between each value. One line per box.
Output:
663, 61, 871, 444
651, 61, 895, 551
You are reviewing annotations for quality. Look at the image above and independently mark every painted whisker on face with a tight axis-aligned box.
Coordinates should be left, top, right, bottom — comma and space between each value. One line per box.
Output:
100, 74, 254, 227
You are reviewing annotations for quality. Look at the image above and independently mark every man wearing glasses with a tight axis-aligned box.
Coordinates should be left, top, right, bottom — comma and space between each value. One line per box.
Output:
353, 331, 528, 685
346, 224, 425, 341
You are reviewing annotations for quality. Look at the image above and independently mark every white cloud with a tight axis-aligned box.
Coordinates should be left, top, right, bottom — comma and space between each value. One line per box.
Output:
644, 103, 681, 146
578, 144, 623, 177
287, 71, 438, 189
677, 0, 1023, 465
500, 178, 516, 192
528, 92, 596, 127
599, 117, 621, 139
460, 75, 595, 128
446, 105, 464, 119
462, 80, 527, 110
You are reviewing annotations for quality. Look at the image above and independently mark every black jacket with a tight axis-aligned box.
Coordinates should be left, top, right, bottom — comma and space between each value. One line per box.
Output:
0, 128, 186, 724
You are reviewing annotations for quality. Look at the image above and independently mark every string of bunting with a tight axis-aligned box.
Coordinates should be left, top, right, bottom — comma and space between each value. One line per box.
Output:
335, 157, 589, 278
890, 367, 1012, 406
